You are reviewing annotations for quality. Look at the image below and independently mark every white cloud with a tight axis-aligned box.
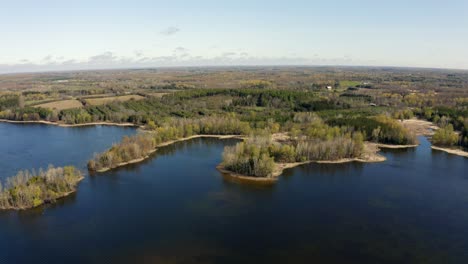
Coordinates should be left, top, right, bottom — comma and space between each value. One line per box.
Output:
0, 51, 431, 74
160, 27, 180, 36
88, 52, 118, 64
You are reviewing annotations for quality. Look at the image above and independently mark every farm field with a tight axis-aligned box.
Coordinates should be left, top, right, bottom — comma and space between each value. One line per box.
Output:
145, 92, 170, 98
35, 99, 83, 110
84, 94, 145, 106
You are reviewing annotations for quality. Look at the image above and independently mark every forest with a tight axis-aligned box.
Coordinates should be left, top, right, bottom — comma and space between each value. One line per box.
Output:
1, 66, 467, 154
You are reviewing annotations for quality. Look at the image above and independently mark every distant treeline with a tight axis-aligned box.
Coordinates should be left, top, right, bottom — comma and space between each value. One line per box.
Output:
0, 88, 354, 125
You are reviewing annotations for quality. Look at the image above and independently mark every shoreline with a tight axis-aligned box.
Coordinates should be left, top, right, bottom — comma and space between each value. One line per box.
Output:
0, 176, 84, 211
217, 142, 387, 183
94, 134, 244, 173
373, 143, 419, 149
431, 146, 468, 158
401, 119, 439, 136
0, 119, 137, 128
401, 118, 468, 158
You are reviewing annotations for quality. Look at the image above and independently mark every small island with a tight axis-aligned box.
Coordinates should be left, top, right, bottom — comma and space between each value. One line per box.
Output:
0, 165, 83, 210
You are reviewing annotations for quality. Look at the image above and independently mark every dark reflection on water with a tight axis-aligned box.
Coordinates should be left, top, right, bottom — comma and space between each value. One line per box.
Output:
1, 124, 468, 264
0, 123, 136, 178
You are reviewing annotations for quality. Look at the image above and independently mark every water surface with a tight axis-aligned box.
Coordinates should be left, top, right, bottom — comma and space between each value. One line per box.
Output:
0, 123, 467, 264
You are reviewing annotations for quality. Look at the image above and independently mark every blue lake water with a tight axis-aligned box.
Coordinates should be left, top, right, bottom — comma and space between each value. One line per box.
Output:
0, 123, 467, 263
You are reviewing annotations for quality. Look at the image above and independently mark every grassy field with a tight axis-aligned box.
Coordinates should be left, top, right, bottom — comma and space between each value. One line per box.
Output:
146, 92, 170, 98
340, 80, 361, 88
35, 99, 83, 110
85, 95, 145, 106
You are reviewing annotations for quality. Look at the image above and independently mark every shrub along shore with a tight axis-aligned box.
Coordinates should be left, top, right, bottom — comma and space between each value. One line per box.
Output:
0, 119, 136, 127
0, 166, 83, 210
90, 134, 243, 173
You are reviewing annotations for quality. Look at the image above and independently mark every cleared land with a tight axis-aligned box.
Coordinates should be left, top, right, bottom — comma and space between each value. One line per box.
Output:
35, 99, 83, 110
85, 95, 145, 106
401, 119, 438, 136
146, 92, 170, 98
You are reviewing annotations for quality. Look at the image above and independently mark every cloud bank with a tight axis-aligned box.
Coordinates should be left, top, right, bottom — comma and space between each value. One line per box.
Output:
0, 51, 386, 74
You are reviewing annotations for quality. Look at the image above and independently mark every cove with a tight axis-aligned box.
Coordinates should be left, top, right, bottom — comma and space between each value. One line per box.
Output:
0, 122, 467, 263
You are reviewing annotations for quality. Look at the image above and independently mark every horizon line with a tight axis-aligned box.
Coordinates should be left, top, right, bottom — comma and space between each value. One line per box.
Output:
1, 64, 468, 76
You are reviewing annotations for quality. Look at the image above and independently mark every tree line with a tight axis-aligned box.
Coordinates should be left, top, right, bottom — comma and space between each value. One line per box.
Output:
327, 115, 417, 145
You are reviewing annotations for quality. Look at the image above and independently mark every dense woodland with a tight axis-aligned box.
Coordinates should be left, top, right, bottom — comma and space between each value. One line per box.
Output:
0, 166, 82, 210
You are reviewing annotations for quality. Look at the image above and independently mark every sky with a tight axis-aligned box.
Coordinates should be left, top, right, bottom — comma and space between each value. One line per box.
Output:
1, 0, 467, 73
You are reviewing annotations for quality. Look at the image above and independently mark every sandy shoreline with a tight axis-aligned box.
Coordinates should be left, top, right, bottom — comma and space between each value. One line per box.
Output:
95, 149, 158, 173
431, 146, 468, 158
217, 165, 278, 184
401, 119, 438, 136
372, 143, 419, 149
398, 119, 468, 158
0, 119, 137, 128
95, 134, 243, 172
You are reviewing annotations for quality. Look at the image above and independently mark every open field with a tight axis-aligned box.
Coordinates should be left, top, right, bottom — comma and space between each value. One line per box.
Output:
340, 80, 361, 88
35, 99, 83, 110
85, 95, 145, 106
401, 119, 439, 136
145, 92, 170, 98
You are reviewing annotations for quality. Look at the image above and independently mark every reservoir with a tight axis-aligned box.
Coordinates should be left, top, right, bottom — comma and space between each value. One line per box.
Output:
0, 123, 467, 263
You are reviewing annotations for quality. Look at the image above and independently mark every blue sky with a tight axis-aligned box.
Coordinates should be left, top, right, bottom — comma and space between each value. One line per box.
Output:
1, 0, 467, 72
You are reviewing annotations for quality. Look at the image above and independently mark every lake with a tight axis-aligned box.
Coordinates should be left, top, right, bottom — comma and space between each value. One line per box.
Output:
0, 123, 467, 263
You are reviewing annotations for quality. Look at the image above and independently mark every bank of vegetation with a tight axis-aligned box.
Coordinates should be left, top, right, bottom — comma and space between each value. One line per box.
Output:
432, 124, 459, 147
327, 115, 417, 145
409, 106, 468, 150
0, 166, 83, 210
